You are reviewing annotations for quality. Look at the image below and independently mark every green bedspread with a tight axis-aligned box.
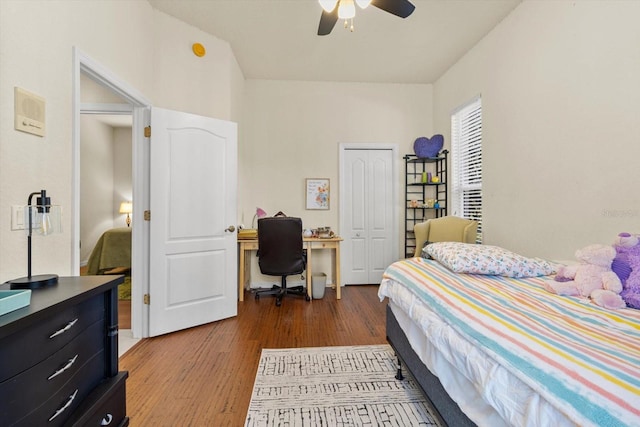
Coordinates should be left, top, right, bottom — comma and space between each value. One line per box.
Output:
86, 227, 132, 275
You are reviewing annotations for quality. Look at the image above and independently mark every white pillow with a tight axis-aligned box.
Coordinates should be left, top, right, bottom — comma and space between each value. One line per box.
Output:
425, 242, 556, 278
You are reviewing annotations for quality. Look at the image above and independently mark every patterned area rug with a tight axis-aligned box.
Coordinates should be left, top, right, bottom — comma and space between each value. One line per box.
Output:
245, 344, 440, 426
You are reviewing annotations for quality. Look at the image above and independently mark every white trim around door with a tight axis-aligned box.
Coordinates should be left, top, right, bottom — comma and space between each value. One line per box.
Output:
72, 47, 152, 338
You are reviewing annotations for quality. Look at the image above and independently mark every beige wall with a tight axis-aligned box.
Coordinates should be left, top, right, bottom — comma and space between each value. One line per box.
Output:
241, 80, 432, 283
0, 1, 243, 282
3, 0, 637, 283
241, 79, 432, 230
80, 116, 116, 264
113, 127, 134, 230
152, 11, 240, 121
434, 0, 640, 260
79, 119, 132, 265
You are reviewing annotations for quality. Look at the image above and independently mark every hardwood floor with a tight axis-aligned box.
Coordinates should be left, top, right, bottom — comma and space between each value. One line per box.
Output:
119, 299, 131, 329
119, 285, 388, 426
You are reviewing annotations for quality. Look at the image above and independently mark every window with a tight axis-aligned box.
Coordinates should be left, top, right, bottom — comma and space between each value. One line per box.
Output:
451, 96, 483, 242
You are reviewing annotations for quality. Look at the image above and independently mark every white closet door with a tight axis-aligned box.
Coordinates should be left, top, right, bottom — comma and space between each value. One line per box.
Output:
341, 147, 395, 285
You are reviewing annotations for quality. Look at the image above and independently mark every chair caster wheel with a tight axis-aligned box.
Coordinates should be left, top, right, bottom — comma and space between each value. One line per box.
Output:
255, 294, 260, 300
305, 295, 311, 301
276, 299, 282, 307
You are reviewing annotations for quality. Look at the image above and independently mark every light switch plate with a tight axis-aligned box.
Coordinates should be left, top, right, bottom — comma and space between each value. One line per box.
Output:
11, 205, 25, 230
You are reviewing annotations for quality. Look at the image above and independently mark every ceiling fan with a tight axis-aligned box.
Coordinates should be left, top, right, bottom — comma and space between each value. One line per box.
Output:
317, 0, 415, 35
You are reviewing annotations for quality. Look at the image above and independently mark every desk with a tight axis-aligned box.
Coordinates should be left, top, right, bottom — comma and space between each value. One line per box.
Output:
237, 237, 343, 301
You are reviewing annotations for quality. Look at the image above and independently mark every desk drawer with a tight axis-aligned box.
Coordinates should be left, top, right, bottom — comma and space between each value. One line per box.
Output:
9, 350, 106, 427
0, 319, 106, 420
0, 294, 105, 380
308, 240, 338, 249
243, 242, 259, 250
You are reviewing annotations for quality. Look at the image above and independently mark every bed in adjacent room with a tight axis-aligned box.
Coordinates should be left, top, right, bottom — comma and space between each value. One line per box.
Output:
86, 227, 132, 275
379, 243, 640, 427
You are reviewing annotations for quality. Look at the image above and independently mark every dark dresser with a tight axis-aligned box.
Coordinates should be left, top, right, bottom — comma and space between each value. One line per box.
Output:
0, 276, 128, 426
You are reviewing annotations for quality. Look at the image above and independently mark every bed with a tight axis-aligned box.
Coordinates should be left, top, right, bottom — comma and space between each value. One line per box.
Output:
379, 243, 640, 427
86, 227, 132, 275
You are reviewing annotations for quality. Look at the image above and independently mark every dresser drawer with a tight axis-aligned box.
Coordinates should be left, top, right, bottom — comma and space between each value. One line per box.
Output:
65, 372, 129, 427
9, 349, 106, 427
0, 293, 105, 380
0, 319, 106, 420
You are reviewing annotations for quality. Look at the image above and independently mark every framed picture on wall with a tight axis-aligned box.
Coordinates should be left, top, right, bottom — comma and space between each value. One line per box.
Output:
305, 178, 330, 210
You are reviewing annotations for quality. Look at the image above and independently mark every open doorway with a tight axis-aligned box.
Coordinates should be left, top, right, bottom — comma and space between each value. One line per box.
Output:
79, 75, 136, 353
73, 48, 238, 340
73, 47, 152, 343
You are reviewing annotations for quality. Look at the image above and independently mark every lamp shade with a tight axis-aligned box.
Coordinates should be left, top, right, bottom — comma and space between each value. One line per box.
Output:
252, 207, 268, 229
338, 0, 356, 19
119, 202, 133, 214
25, 203, 62, 236
319, 0, 338, 12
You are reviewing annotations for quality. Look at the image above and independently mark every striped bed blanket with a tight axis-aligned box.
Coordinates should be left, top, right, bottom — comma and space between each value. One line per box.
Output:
380, 257, 640, 427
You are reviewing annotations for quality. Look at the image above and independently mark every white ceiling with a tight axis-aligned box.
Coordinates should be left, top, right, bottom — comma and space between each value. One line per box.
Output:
148, 0, 522, 84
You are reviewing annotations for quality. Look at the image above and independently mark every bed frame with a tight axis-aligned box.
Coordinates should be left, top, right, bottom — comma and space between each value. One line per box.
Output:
386, 304, 476, 427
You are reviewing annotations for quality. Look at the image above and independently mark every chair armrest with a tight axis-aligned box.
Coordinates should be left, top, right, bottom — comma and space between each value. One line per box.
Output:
413, 222, 431, 257
463, 222, 478, 243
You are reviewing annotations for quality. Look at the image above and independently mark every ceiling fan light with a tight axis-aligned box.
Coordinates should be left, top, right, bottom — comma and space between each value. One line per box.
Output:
319, 0, 338, 13
338, 0, 356, 19
355, 0, 371, 9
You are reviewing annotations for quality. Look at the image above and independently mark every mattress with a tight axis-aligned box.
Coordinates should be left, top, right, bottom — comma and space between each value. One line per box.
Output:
379, 257, 640, 427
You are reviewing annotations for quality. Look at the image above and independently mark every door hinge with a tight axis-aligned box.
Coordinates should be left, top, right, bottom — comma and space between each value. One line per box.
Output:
143, 294, 150, 305
144, 210, 151, 221
144, 126, 151, 138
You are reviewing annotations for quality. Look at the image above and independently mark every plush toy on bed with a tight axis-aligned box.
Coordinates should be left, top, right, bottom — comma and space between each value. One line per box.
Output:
544, 244, 625, 309
612, 232, 640, 309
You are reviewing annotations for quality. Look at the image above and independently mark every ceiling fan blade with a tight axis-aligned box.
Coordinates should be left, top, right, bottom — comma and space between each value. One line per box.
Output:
318, 8, 339, 35
371, 0, 415, 18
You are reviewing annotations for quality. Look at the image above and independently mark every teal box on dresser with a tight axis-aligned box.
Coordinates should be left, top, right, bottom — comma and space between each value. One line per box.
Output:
0, 276, 129, 427
0, 289, 31, 316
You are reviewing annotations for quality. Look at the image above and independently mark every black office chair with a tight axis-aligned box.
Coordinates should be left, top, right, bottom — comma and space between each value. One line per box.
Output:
254, 216, 310, 306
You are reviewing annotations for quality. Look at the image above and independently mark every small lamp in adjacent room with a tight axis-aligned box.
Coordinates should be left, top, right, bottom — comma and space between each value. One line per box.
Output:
252, 207, 267, 229
8, 190, 62, 289
119, 201, 132, 227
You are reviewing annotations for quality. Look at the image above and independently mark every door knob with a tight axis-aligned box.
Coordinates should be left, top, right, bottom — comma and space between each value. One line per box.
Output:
225, 225, 236, 233
356, 233, 361, 237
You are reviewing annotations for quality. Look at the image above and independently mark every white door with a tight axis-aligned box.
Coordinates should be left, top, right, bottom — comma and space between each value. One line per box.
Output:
149, 107, 237, 337
341, 147, 396, 285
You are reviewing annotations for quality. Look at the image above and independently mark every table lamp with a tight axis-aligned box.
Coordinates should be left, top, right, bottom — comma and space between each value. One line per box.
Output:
252, 207, 267, 229
8, 189, 62, 289
119, 201, 133, 227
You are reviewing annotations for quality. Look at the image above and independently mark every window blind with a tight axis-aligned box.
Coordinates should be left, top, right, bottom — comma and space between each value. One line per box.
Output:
451, 97, 483, 242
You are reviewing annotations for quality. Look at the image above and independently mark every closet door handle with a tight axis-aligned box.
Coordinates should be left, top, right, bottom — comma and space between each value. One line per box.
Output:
225, 225, 236, 233
49, 318, 78, 339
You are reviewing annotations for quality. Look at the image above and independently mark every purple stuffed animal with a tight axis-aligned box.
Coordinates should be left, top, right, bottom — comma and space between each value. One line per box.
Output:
613, 232, 640, 309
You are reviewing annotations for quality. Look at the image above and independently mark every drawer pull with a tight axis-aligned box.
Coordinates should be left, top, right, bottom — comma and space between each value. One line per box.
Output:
48, 389, 78, 422
101, 414, 114, 425
49, 318, 78, 339
47, 354, 79, 380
